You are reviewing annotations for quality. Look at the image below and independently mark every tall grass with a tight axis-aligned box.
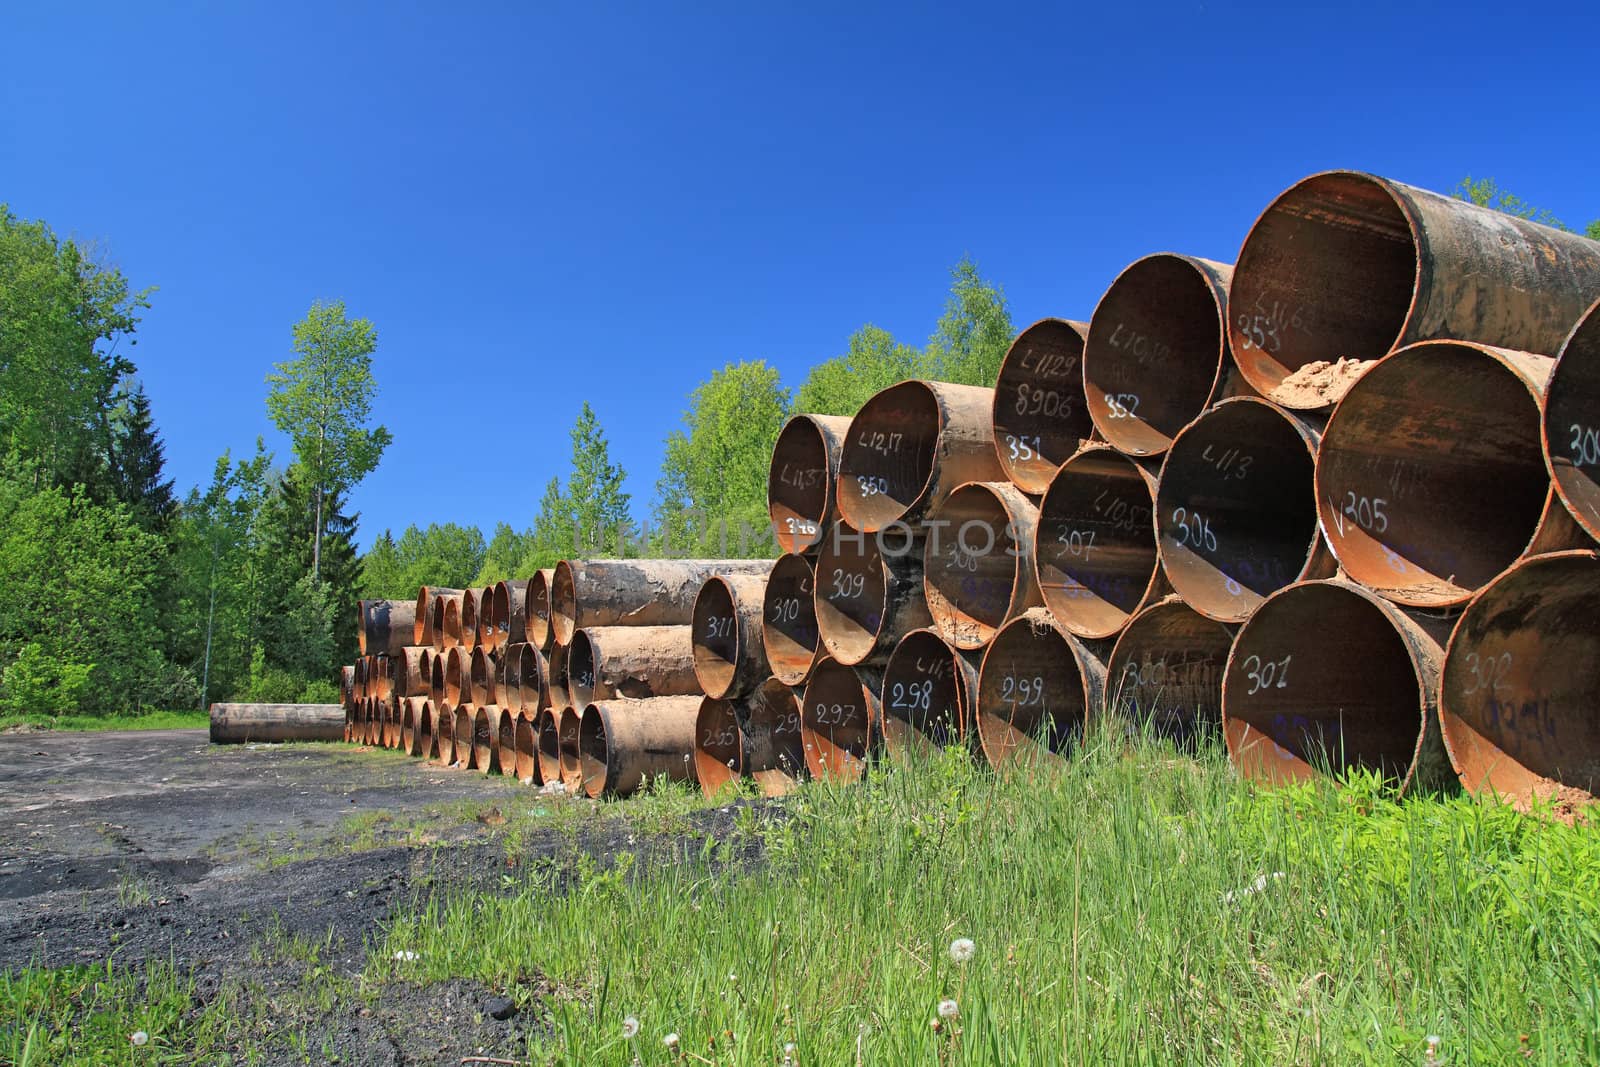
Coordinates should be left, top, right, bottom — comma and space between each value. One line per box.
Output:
0, 709, 210, 732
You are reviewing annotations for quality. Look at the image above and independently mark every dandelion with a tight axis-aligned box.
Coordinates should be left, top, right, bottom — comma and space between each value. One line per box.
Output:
622, 1015, 640, 1039
664, 1031, 681, 1051
130, 1031, 149, 1046
938, 998, 960, 1019
949, 937, 975, 964
1424, 1034, 1442, 1064
728, 972, 738, 983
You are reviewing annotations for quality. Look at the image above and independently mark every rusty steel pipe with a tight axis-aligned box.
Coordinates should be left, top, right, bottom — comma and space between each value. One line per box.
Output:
208, 703, 344, 744
548, 641, 572, 709
1545, 297, 1600, 544
694, 678, 806, 798
528, 568, 556, 651
992, 318, 1094, 494
492, 578, 531, 649
762, 554, 821, 686
1036, 444, 1164, 639
836, 380, 1006, 532
442, 646, 470, 708
693, 574, 770, 699
513, 714, 539, 784
416, 699, 438, 761
815, 521, 932, 667
469, 645, 498, 706
500, 642, 547, 715
372, 656, 394, 702
391, 647, 431, 698
415, 586, 463, 646
432, 705, 455, 766
476, 585, 495, 649
534, 708, 562, 787
382, 699, 401, 749
768, 413, 853, 554
569, 625, 700, 708
1156, 397, 1333, 622
352, 657, 369, 701
578, 696, 702, 798
469, 706, 495, 774
1229, 170, 1600, 410
1104, 596, 1233, 746
437, 595, 467, 652
1315, 340, 1583, 608
428, 652, 449, 711
340, 664, 356, 712
880, 629, 980, 759
800, 658, 882, 781
488, 705, 515, 775
358, 598, 417, 658
1083, 255, 1240, 457
1222, 578, 1454, 795
976, 608, 1106, 768
922, 481, 1041, 649
1439, 550, 1600, 808
558, 707, 583, 791
400, 696, 419, 754
551, 559, 774, 647
453, 706, 475, 768
457, 589, 482, 652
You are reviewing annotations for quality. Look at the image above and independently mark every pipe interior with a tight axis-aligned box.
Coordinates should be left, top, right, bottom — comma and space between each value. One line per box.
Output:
802, 661, 874, 777
497, 711, 516, 771
881, 631, 968, 749
924, 485, 1021, 646
528, 573, 552, 647
444, 649, 466, 705
413, 588, 431, 644
1230, 173, 1417, 394
837, 382, 940, 530
558, 708, 582, 785
578, 706, 609, 797
692, 579, 740, 696
550, 563, 577, 646
1106, 601, 1230, 746
1084, 256, 1225, 454
470, 647, 495, 705
694, 697, 743, 793
568, 631, 598, 708
815, 529, 889, 664
976, 617, 1088, 764
548, 643, 571, 708
1159, 400, 1320, 620
473, 709, 494, 771
1319, 345, 1550, 605
1545, 304, 1600, 542
992, 318, 1093, 493
514, 717, 538, 783
768, 418, 831, 553
1038, 449, 1158, 637
763, 555, 819, 683
746, 679, 806, 779
453, 709, 473, 767
536, 710, 562, 783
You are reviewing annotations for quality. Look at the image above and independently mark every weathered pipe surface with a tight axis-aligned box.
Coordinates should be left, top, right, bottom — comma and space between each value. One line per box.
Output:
372, 656, 393, 702
558, 707, 583, 791
1157, 397, 1334, 623
391, 646, 431, 698
1084, 255, 1240, 457
880, 629, 980, 759
353, 657, 369, 702
923, 481, 1042, 649
579, 696, 701, 798
429, 653, 449, 712
358, 599, 417, 658
694, 678, 806, 797
469, 645, 498, 706
992, 318, 1094, 495
340, 664, 356, 713
457, 589, 481, 652
569, 625, 700, 708
1229, 170, 1600, 409
432, 706, 456, 767
209, 704, 344, 744
836, 380, 1006, 533
453, 707, 475, 769
471, 706, 496, 774
548, 642, 572, 710
382, 699, 400, 749
400, 696, 418, 755
437, 596, 466, 652
800, 658, 882, 781
513, 715, 539, 785
975, 608, 1106, 769
490, 705, 515, 775
551, 559, 775, 647
763, 554, 822, 686
1546, 297, 1600, 544
476, 586, 496, 649
693, 573, 771, 700
533, 708, 561, 786
1222, 578, 1454, 796
1440, 550, 1600, 809
492, 578, 531, 649
768, 413, 854, 554
1036, 444, 1163, 639
443, 646, 471, 708
415, 586, 463, 646
815, 521, 932, 667
1316, 340, 1587, 608
528, 568, 556, 651
500, 642, 548, 715
1105, 596, 1234, 747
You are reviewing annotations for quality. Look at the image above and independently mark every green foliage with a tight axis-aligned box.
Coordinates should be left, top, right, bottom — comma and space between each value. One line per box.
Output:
792, 323, 923, 417
925, 256, 1015, 386
565, 401, 631, 552
358, 522, 487, 599
1455, 176, 1600, 238
0, 642, 93, 715
106, 382, 177, 534
257, 466, 359, 670
475, 522, 535, 585
518, 478, 575, 573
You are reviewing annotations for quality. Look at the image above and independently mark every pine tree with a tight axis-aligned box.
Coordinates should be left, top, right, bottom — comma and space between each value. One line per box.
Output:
108, 383, 176, 534
565, 402, 631, 555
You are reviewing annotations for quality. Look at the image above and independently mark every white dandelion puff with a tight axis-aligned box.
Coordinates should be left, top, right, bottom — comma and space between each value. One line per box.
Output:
949, 937, 975, 964
938, 997, 960, 1019
621, 1015, 640, 1039
664, 1031, 681, 1049
130, 1031, 149, 1047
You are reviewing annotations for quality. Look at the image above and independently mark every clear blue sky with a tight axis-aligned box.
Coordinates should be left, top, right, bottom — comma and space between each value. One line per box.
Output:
4, 2, 1597, 550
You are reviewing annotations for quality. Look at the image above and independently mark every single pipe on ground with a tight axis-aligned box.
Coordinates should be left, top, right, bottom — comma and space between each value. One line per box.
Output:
923, 481, 1041, 649
800, 658, 882, 781
880, 629, 980, 759
558, 707, 583, 791
1440, 550, 1600, 807
976, 608, 1106, 768
551, 559, 775, 646
693, 573, 771, 699
1545, 297, 1600, 544
1157, 397, 1333, 622
578, 696, 701, 798
763, 554, 822, 686
535, 708, 562, 786
836, 380, 1005, 532
1035, 445, 1163, 639
209, 704, 344, 744
768, 413, 853, 554
1083, 255, 1239, 457
358, 599, 417, 658
568, 625, 699, 708
492, 578, 531, 649
513, 714, 539, 785
528, 568, 556, 651
469, 645, 498, 705
1105, 596, 1233, 747
1228, 169, 1600, 410
1318, 340, 1582, 608
1222, 577, 1454, 795
815, 521, 932, 667
694, 678, 806, 797
991, 318, 1094, 494
415, 586, 463, 646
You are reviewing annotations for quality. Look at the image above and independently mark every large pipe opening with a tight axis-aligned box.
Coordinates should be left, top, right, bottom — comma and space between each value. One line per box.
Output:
1083, 254, 1234, 456
763, 555, 820, 685
976, 610, 1102, 768
836, 381, 941, 531
528, 569, 554, 650
418, 701, 435, 761
1441, 551, 1600, 806
1157, 398, 1326, 622
432, 704, 455, 766
1105, 597, 1233, 747
991, 318, 1093, 494
801, 659, 880, 780
548, 642, 571, 709
550, 561, 578, 647
443, 647, 468, 707
494, 707, 515, 775
453, 708, 474, 769
568, 630, 599, 708
768, 414, 849, 554
1545, 298, 1600, 543
558, 707, 582, 790
1223, 579, 1444, 794
1316, 341, 1552, 607
535, 709, 561, 785
692, 577, 739, 698
880, 629, 978, 758
513, 715, 539, 784
694, 695, 745, 796
472, 708, 494, 774
1036, 445, 1160, 638
815, 522, 929, 666
923, 482, 1039, 649
469, 646, 497, 706
579, 705, 611, 798
459, 590, 481, 652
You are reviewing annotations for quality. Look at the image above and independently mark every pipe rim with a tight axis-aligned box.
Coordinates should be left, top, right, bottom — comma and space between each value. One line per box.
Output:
923, 482, 1031, 649
880, 629, 973, 754
762, 554, 820, 685
568, 630, 599, 709
975, 611, 1094, 767
768, 415, 834, 554
528, 570, 553, 648
814, 522, 894, 666
692, 577, 742, 699
1543, 296, 1600, 545
800, 657, 876, 779
991, 318, 1093, 494
836, 380, 942, 532
1104, 597, 1232, 745
550, 561, 578, 647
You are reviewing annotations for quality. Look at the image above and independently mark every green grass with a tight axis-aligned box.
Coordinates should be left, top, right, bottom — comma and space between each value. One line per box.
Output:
0, 709, 210, 732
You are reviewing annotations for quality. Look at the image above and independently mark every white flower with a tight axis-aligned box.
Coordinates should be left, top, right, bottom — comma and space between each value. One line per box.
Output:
619, 1015, 640, 1038
948, 937, 975, 964
129, 1031, 149, 1046
392, 950, 418, 962
664, 1032, 680, 1049
728, 972, 738, 983
937, 997, 959, 1018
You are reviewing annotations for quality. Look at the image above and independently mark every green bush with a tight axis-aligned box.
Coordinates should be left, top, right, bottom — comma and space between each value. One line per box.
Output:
0, 642, 93, 714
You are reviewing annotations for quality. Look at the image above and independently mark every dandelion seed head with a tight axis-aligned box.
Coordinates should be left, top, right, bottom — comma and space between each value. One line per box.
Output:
622, 1015, 640, 1039
728, 971, 738, 983
664, 1032, 680, 1049
938, 997, 960, 1018
948, 937, 975, 964
130, 1031, 149, 1047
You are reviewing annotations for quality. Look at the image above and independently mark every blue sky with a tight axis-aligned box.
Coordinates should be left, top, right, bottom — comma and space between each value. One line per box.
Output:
4, 1, 1597, 550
